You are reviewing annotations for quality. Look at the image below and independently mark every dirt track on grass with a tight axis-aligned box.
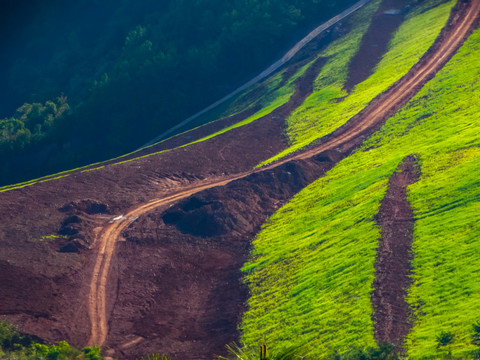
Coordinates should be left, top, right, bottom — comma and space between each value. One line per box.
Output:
344, 0, 405, 91
87, 56, 330, 348
287, 0, 480, 161
87, 0, 480, 349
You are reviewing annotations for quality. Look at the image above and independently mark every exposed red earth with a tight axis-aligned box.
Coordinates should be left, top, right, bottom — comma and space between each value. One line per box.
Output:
372, 155, 420, 350
0, 0, 479, 359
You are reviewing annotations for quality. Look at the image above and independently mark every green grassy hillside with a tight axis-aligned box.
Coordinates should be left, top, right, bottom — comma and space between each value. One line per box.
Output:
261, 0, 455, 165
240, 0, 480, 358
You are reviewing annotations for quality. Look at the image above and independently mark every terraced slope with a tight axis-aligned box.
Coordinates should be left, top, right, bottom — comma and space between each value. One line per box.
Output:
87, 0, 479, 356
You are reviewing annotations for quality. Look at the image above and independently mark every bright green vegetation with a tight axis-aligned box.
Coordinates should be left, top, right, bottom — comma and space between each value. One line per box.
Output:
37, 234, 68, 242
241, 6, 480, 360
138, 355, 172, 360
0, 320, 176, 360
401, 29, 480, 359
0, 321, 103, 360
261, 0, 454, 165
241, 152, 388, 356
0, 97, 69, 152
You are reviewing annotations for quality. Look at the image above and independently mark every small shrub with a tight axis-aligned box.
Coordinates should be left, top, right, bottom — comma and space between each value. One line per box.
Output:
436, 331, 454, 348
436, 331, 454, 359
472, 321, 480, 346
0, 320, 33, 351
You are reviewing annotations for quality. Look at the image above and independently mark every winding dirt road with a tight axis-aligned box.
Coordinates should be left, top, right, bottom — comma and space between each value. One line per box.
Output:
87, 0, 480, 347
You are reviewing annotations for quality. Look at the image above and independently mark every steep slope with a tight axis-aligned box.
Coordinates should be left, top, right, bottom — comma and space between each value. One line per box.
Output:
0, 0, 479, 359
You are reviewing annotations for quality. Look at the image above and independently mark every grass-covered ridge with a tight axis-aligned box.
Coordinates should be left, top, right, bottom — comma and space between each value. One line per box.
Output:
185, 59, 317, 145
261, 0, 454, 166
241, 3, 480, 359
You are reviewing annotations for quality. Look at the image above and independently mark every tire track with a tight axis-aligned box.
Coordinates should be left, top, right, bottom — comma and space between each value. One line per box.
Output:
87, 0, 480, 347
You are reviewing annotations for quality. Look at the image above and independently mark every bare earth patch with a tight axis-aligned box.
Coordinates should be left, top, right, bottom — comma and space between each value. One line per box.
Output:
372, 155, 420, 349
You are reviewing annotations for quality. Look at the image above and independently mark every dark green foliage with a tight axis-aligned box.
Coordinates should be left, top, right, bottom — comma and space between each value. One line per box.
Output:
472, 349, 480, 360
0, 320, 34, 352
0, 320, 103, 360
28, 342, 103, 360
472, 322, 480, 346
470, 322, 480, 359
0, 97, 69, 153
436, 331, 454, 359
0, 0, 355, 185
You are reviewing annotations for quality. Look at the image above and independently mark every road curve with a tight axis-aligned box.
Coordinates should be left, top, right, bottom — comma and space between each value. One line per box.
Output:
87, 177, 242, 346
87, 0, 480, 347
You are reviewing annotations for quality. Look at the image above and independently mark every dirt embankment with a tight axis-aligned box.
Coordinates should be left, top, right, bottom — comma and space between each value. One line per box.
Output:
288, 0, 480, 163
372, 155, 420, 348
106, 154, 341, 360
96, 1, 480, 355
101, 54, 329, 165
0, 26, 330, 353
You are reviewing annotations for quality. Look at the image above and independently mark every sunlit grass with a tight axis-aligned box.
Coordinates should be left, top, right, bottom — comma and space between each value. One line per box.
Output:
261, 0, 454, 165
241, 6, 479, 360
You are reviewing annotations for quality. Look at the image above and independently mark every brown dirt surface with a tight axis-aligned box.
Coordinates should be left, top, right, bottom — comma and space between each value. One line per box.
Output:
111, 54, 328, 165
0, 0, 478, 358
106, 158, 335, 359
372, 155, 420, 349
0, 35, 328, 357
344, 0, 406, 92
